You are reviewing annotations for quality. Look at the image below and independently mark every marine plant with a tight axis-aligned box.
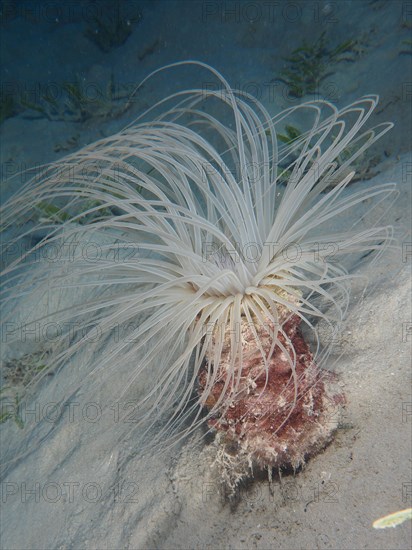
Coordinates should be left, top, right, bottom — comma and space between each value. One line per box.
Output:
278, 31, 357, 97
272, 123, 381, 187
0, 351, 49, 428
83, 1, 142, 53
20, 74, 132, 123
399, 39, 412, 55
0, 90, 17, 123
0, 387, 24, 428
0, 62, 396, 492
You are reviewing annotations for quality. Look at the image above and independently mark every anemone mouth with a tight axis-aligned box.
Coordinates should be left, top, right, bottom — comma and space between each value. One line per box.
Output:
0, 61, 397, 472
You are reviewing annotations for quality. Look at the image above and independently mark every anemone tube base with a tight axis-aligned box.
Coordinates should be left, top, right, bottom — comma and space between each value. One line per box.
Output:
198, 299, 345, 493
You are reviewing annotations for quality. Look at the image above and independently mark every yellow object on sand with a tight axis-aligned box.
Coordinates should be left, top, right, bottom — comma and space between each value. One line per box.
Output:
373, 508, 412, 529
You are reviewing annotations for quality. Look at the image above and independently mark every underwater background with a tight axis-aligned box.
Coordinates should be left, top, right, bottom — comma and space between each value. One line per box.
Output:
1, 0, 411, 176
0, 1, 411, 549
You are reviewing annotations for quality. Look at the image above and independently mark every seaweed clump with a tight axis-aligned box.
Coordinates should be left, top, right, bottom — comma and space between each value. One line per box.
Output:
84, 2, 142, 53
0, 90, 17, 123
20, 74, 132, 123
278, 32, 357, 97
274, 124, 381, 187
0, 351, 50, 428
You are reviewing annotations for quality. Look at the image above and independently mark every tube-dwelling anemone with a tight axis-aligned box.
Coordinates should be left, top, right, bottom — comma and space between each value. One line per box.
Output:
1, 62, 396, 490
